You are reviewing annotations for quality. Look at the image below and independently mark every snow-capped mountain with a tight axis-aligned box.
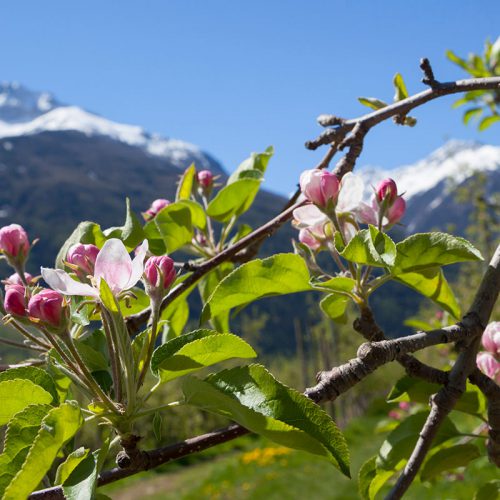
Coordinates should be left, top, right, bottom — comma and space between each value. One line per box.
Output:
0, 82, 218, 172
359, 140, 500, 233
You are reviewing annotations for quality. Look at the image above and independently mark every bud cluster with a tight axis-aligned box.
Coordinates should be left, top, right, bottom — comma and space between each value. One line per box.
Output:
476, 322, 500, 383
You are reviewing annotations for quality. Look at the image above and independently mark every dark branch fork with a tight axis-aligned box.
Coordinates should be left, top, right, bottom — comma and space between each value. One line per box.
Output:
30, 61, 500, 498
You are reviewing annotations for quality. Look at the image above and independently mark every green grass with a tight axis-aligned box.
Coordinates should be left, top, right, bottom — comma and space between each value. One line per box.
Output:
102, 409, 499, 500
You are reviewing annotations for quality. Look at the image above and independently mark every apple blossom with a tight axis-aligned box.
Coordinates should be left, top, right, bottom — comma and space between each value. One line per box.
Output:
143, 199, 170, 221
197, 170, 214, 189
28, 289, 65, 329
299, 228, 322, 251
376, 178, 398, 203
66, 243, 100, 278
482, 322, 500, 355
0, 224, 30, 260
41, 239, 148, 298
4, 284, 27, 317
476, 351, 500, 383
5, 272, 34, 287
144, 255, 176, 291
299, 169, 340, 208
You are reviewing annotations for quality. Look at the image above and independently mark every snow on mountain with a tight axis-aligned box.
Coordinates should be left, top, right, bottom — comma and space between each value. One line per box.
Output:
359, 140, 500, 201
0, 82, 214, 170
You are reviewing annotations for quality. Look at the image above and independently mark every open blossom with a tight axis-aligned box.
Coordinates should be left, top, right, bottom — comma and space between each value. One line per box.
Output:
41, 239, 148, 298
476, 351, 500, 383
299, 169, 340, 208
143, 199, 170, 221
28, 289, 65, 329
4, 284, 27, 316
66, 243, 99, 278
0, 224, 30, 259
482, 322, 500, 355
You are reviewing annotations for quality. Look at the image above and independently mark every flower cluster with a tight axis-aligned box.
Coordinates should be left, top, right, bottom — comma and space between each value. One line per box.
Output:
476, 322, 500, 383
294, 170, 406, 252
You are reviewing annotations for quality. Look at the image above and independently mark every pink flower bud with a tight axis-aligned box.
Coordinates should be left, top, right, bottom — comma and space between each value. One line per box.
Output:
144, 256, 176, 290
6, 272, 34, 287
4, 284, 27, 316
376, 178, 398, 203
398, 401, 411, 411
388, 410, 401, 420
197, 170, 214, 189
143, 199, 170, 221
299, 169, 340, 208
0, 224, 30, 258
28, 289, 65, 329
298, 228, 322, 251
482, 322, 500, 356
476, 351, 500, 383
386, 196, 406, 224
66, 243, 99, 277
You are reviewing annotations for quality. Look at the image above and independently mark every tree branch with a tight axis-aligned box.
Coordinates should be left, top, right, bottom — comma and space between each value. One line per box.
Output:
306, 75, 500, 151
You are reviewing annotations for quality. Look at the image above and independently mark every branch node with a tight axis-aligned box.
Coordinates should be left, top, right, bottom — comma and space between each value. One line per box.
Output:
317, 114, 346, 127
419, 57, 441, 89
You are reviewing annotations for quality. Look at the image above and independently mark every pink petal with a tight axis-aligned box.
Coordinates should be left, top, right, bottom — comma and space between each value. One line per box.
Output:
293, 205, 328, 227
337, 173, 364, 213
125, 240, 149, 289
94, 239, 133, 294
41, 268, 98, 297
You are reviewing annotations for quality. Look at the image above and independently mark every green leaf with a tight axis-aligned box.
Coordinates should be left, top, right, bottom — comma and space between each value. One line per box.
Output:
201, 254, 312, 323
153, 412, 162, 442
387, 376, 486, 416
153, 202, 194, 252
358, 456, 394, 500
151, 329, 256, 383
55, 221, 105, 268
61, 452, 98, 500
341, 226, 396, 268
376, 411, 459, 470
394, 267, 461, 318
103, 198, 146, 251
198, 262, 234, 332
393, 73, 409, 101
420, 444, 481, 481
227, 146, 273, 184
176, 163, 196, 200
0, 404, 51, 497
393, 232, 483, 274
207, 178, 261, 223
75, 341, 109, 372
320, 294, 350, 323
312, 276, 356, 294
229, 224, 253, 245
475, 481, 500, 500
479, 114, 500, 131
0, 379, 53, 425
358, 97, 388, 110
99, 279, 119, 314
446, 50, 470, 71
463, 107, 483, 125
182, 364, 350, 476
4, 401, 83, 500
55, 447, 89, 485
0, 366, 58, 405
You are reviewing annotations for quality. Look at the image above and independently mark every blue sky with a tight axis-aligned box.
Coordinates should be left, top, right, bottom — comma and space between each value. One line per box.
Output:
1, 1, 499, 196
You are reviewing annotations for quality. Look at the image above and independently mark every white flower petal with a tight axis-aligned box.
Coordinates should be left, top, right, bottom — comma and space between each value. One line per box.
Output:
337, 173, 364, 213
293, 205, 328, 227
41, 268, 98, 297
94, 239, 132, 294
125, 240, 149, 289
